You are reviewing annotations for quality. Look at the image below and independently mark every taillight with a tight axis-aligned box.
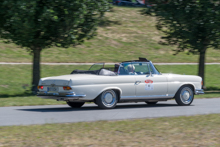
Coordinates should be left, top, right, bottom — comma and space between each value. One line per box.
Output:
37, 86, 44, 90
63, 86, 72, 90
201, 81, 203, 86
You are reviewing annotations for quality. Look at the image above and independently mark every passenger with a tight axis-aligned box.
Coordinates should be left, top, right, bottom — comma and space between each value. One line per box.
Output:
114, 64, 120, 73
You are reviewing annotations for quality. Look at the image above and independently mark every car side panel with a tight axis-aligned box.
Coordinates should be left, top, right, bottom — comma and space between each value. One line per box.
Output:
166, 74, 202, 96
71, 76, 136, 100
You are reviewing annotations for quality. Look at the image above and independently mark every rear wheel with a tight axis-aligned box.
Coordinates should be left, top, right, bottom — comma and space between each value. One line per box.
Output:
96, 90, 118, 109
175, 85, 194, 106
145, 101, 158, 105
66, 102, 85, 108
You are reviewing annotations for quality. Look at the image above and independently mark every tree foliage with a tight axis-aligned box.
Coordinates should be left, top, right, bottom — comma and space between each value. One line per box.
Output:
0, 0, 111, 49
0, 0, 111, 92
146, 0, 220, 87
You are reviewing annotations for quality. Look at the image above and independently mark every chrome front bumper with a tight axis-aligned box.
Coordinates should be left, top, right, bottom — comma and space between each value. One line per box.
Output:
37, 91, 86, 101
195, 89, 205, 95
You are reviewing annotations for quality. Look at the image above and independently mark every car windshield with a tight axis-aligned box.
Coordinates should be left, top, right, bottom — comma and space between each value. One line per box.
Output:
118, 62, 150, 75
118, 62, 160, 75
89, 63, 119, 72
89, 63, 104, 71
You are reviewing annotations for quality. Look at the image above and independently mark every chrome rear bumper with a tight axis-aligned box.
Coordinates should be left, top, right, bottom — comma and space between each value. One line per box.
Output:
195, 89, 205, 95
37, 91, 86, 101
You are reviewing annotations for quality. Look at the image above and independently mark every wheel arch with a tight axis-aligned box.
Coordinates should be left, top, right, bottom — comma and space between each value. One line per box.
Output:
95, 87, 122, 101
174, 83, 195, 97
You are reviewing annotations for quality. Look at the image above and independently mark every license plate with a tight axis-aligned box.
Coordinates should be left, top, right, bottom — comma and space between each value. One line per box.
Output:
47, 87, 58, 92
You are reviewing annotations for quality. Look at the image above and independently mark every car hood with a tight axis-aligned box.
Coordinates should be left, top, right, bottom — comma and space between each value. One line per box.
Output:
162, 73, 199, 77
162, 73, 202, 82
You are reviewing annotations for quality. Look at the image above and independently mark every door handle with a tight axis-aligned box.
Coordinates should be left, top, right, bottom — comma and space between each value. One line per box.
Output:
135, 81, 141, 84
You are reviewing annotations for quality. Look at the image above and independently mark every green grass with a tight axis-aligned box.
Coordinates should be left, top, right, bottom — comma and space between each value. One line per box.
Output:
0, 65, 89, 96
0, 114, 220, 146
0, 64, 219, 107
0, 7, 220, 63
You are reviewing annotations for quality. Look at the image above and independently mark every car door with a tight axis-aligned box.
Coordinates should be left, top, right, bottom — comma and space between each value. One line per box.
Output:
134, 62, 168, 98
117, 63, 137, 99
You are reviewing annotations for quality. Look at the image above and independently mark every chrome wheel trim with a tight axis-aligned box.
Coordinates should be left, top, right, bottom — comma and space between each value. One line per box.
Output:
101, 90, 117, 108
180, 87, 193, 104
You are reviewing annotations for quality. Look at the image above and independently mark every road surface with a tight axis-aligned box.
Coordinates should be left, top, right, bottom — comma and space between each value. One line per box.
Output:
0, 98, 220, 126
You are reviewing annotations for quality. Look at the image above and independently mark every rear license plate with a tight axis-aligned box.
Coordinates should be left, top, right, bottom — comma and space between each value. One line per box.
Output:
47, 87, 58, 92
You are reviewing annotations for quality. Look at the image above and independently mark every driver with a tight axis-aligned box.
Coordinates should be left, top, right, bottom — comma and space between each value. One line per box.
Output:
127, 64, 136, 75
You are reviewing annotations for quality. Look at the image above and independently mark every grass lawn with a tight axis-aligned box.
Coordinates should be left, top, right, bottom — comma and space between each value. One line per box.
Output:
0, 7, 220, 63
0, 64, 219, 107
0, 114, 220, 146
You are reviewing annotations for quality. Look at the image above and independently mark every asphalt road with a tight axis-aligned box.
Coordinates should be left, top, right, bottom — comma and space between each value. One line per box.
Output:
1, 98, 220, 126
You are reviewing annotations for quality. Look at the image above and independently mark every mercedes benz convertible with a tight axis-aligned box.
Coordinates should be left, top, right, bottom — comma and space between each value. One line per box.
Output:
37, 57, 204, 109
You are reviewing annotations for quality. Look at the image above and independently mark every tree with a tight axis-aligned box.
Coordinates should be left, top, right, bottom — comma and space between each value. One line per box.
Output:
145, 0, 220, 87
0, 0, 111, 93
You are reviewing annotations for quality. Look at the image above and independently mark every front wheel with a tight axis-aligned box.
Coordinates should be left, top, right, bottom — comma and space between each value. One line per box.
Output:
175, 86, 194, 106
96, 90, 118, 109
66, 102, 85, 108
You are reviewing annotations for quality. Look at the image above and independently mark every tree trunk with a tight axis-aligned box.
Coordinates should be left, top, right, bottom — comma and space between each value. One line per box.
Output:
31, 48, 41, 94
198, 46, 207, 89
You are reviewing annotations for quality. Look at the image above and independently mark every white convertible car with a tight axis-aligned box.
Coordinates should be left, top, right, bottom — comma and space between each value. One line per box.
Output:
37, 57, 204, 109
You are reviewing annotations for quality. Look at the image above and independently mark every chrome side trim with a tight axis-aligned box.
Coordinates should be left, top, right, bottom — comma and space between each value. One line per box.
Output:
195, 89, 205, 95
118, 98, 172, 103
37, 91, 86, 100
121, 94, 174, 99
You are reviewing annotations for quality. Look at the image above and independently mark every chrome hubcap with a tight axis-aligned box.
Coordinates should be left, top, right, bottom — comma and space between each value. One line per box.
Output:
101, 90, 117, 107
180, 87, 193, 104
104, 93, 113, 103
182, 91, 190, 101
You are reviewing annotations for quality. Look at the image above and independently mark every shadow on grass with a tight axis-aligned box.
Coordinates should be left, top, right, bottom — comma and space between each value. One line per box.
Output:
98, 17, 121, 27
204, 91, 220, 95
0, 92, 35, 98
204, 87, 220, 95
205, 86, 220, 91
